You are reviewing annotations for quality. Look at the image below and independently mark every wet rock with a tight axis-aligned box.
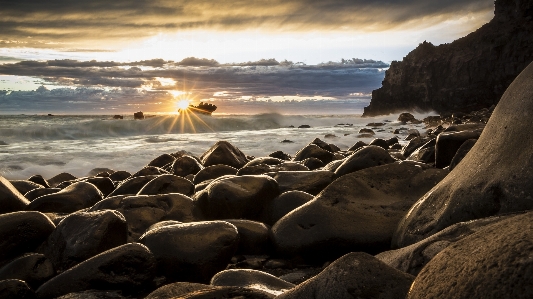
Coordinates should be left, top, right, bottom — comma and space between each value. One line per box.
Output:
172, 155, 204, 177
10, 180, 43, 195
193, 165, 238, 184
298, 125, 310, 129
400, 137, 427, 157
194, 175, 279, 221
109, 171, 131, 182
398, 112, 416, 123
86, 168, 114, 177
224, 220, 271, 255
0, 279, 35, 299
300, 157, 324, 170
0, 211, 55, 264
293, 144, 334, 164
35, 243, 156, 299
27, 175, 50, 188
48, 173, 77, 188
148, 154, 177, 168
83, 177, 115, 197
200, 141, 248, 169
137, 174, 194, 196
27, 181, 103, 213
449, 138, 477, 171
334, 146, 395, 177
277, 252, 414, 299
386, 137, 399, 146
310, 138, 335, 152
435, 130, 481, 168
272, 162, 447, 258
106, 175, 158, 197
322, 159, 344, 172
211, 269, 294, 296
348, 141, 367, 151
408, 211, 533, 299
394, 62, 533, 247
131, 166, 168, 177
263, 191, 314, 226
244, 157, 284, 167
43, 210, 127, 272
359, 128, 375, 135
406, 138, 436, 164
269, 151, 291, 161
139, 221, 239, 282
145, 282, 213, 299
56, 290, 125, 299
368, 138, 389, 149
268, 171, 335, 196
0, 253, 54, 289
0, 176, 31, 213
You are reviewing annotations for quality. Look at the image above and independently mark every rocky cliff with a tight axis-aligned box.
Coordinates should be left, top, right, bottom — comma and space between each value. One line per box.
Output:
363, 0, 533, 116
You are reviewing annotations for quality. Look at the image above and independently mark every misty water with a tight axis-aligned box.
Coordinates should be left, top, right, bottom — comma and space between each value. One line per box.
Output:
0, 113, 432, 180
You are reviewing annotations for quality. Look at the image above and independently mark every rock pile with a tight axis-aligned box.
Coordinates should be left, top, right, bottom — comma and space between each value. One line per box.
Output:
1, 62, 533, 298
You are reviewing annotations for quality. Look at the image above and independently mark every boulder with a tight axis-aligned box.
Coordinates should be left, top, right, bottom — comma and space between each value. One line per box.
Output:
0, 279, 35, 299
322, 159, 344, 172
310, 138, 335, 152
145, 282, 213, 299
27, 174, 50, 188
131, 166, 168, 178
109, 171, 131, 181
43, 210, 127, 272
137, 174, 194, 196
0, 253, 54, 289
139, 221, 239, 282
398, 112, 416, 123
394, 62, 533, 247
300, 157, 324, 170
35, 243, 156, 299
348, 141, 367, 151
193, 175, 279, 221
172, 155, 204, 177
406, 138, 436, 164
47, 173, 77, 188
368, 138, 389, 149
277, 252, 414, 299
106, 175, 157, 197
224, 220, 271, 255
82, 177, 115, 197
268, 171, 335, 196
0, 211, 55, 264
9, 180, 43, 195
408, 211, 533, 299
27, 181, 103, 213
263, 191, 314, 225
200, 141, 248, 169
148, 154, 177, 168
0, 176, 31, 213
293, 144, 333, 164
448, 138, 477, 171
272, 162, 447, 258
178, 286, 274, 299
56, 290, 125, 298
211, 269, 294, 296
193, 165, 238, 184
334, 146, 395, 177
434, 130, 481, 168
400, 137, 427, 158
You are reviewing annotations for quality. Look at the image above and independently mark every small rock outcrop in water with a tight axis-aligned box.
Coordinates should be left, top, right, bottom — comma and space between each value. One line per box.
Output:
133, 111, 144, 120
363, 0, 533, 116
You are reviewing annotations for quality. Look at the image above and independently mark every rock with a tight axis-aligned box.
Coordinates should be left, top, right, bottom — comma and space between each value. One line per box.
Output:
394, 62, 533, 247
109, 171, 131, 181
172, 155, 204, 177
137, 174, 194, 196
297, 125, 310, 128
193, 165, 238, 184
269, 151, 291, 161
300, 157, 324, 170
368, 138, 389, 149
179, 286, 274, 298
35, 243, 155, 299
263, 191, 314, 225
90, 194, 202, 241
9, 180, 43, 195
277, 252, 414, 299
348, 141, 367, 151
0, 253, 54, 289
193, 175, 279, 221
48, 173, 77, 188
131, 166, 168, 177
86, 168, 114, 177
376, 213, 517, 276
386, 137, 399, 146
224, 220, 271, 255
0, 211, 55, 264
27, 181, 103, 213
106, 175, 158, 197
359, 128, 375, 135
139, 221, 239, 282
406, 138, 436, 164
268, 171, 335, 196
56, 290, 126, 298
408, 211, 533, 299
322, 159, 344, 172
148, 154, 177, 168
27, 174, 50, 188
145, 282, 213, 299
244, 157, 284, 167
334, 146, 395, 177
363, 0, 533, 116
293, 144, 334, 164
83, 177, 115, 197
397, 112, 416, 123
133, 111, 144, 119
0, 279, 35, 299
211, 269, 294, 296
43, 210, 127, 272
434, 130, 481, 168
272, 162, 447, 258
400, 136, 427, 157
0, 176, 31, 213
449, 138, 477, 171
200, 141, 248, 169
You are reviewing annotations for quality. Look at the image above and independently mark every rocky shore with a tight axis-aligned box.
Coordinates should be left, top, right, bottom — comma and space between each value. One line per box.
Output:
1, 63, 533, 298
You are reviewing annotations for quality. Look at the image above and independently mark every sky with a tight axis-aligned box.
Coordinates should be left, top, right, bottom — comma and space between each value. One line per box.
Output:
0, 0, 495, 114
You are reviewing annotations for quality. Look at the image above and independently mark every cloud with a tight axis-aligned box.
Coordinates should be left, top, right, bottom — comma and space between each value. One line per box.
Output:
0, 0, 494, 49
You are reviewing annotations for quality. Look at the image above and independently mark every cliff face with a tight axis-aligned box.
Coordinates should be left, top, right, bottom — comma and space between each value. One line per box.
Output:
363, 0, 533, 116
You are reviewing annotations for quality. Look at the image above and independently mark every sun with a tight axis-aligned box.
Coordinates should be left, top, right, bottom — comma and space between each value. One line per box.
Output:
175, 99, 190, 110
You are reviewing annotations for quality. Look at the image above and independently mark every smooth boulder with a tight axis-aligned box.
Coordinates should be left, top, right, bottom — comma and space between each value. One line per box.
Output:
334, 146, 395, 177
0, 176, 31, 213
211, 269, 294, 296
137, 174, 194, 196
200, 141, 248, 169
0, 253, 54, 289
27, 181, 103, 213
268, 171, 335, 196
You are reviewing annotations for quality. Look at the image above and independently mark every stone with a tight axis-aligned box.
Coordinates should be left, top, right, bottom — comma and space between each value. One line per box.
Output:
277, 252, 414, 299
43, 210, 127, 272
83, 177, 115, 197
322, 159, 344, 172
137, 174, 194, 196
27, 181, 103, 213
448, 138, 477, 171
139, 221, 239, 282
148, 154, 177, 168
268, 171, 335, 196
27, 174, 50, 188
10, 180, 43, 195
293, 144, 333, 164
48, 173, 77, 188
200, 141, 248, 169
193, 175, 279, 221
0, 176, 30, 213
263, 191, 314, 226
348, 140, 367, 151
35, 243, 156, 299
334, 146, 395, 177
193, 165, 238, 184
86, 168, 114, 177
300, 157, 324, 170
145, 282, 213, 299
0, 211, 55, 264
224, 220, 271, 255
131, 166, 168, 177
56, 290, 125, 298
408, 211, 533, 299
398, 112, 416, 123
172, 155, 204, 177
272, 162, 447, 258
401, 137, 427, 158
406, 138, 436, 164
106, 175, 158, 197
109, 171, 131, 181
269, 151, 291, 161
211, 269, 294, 296
359, 128, 375, 135
394, 62, 533, 247
178, 286, 274, 298
368, 138, 389, 149
244, 157, 284, 167
434, 130, 481, 168
0, 253, 54, 289
0, 279, 35, 299
310, 138, 335, 152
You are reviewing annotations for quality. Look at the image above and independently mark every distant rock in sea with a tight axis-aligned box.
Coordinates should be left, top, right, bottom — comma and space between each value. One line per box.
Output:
363, 0, 533, 116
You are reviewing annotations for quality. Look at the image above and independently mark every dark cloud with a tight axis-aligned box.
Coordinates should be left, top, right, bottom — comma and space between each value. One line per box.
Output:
0, 0, 494, 48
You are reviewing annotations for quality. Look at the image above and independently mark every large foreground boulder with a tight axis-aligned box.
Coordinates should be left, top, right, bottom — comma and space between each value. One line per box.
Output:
200, 141, 248, 169
27, 182, 103, 213
408, 211, 533, 299
0, 176, 30, 213
394, 61, 533, 247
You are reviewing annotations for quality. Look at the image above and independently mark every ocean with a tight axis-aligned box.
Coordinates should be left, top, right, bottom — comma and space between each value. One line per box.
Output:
0, 113, 431, 180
